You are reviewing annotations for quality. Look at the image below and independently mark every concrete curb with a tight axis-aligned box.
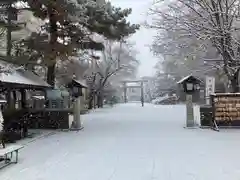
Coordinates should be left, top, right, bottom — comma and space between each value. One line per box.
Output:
184, 126, 199, 129
21, 131, 57, 146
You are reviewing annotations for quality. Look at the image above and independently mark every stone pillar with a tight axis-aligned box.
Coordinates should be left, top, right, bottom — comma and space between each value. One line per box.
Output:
72, 97, 83, 130
186, 94, 194, 127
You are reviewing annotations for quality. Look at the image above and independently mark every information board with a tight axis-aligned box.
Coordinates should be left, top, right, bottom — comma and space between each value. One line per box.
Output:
213, 94, 240, 122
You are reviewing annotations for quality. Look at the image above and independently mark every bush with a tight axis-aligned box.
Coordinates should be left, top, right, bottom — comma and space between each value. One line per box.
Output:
2, 131, 21, 143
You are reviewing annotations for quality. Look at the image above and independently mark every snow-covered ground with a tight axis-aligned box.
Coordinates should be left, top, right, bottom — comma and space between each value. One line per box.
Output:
1, 103, 240, 180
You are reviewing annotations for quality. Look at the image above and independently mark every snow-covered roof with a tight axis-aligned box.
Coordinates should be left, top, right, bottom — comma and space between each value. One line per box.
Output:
177, 75, 203, 84
212, 93, 240, 96
0, 60, 51, 88
0, 99, 6, 103
72, 79, 88, 88
32, 95, 45, 100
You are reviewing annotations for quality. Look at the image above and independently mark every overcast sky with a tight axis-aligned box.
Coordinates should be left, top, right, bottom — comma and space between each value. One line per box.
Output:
109, 0, 159, 77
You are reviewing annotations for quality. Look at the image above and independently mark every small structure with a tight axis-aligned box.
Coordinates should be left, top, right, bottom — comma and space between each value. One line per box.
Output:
177, 75, 202, 103
122, 80, 148, 107
67, 78, 88, 130
67, 79, 88, 98
0, 60, 51, 111
0, 60, 52, 141
0, 145, 24, 169
30, 78, 89, 131
177, 75, 202, 128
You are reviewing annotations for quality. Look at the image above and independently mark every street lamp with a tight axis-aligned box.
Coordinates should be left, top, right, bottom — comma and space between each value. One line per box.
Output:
183, 81, 200, 93
186, 82, 194, 92
71, 86, 83, 98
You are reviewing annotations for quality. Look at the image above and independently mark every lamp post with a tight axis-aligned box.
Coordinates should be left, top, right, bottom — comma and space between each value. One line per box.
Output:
184, 82, 201, 128
68, 79, 85, 131
178, 75, 201, 128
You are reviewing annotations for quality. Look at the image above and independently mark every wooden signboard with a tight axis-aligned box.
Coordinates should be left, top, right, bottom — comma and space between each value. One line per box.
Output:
212, 93, 240, 126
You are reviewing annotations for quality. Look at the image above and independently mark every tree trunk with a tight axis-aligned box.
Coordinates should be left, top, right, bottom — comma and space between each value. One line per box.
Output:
88, 90, 95, 109
230, 69, 240, 93
97, 94, 100, 108
47, 63, 56, 86
97, 95, 103, 108
93, 92, 97, 109
47, 6, 58, 86
88, 96, 93, 109
97, 90, 104, 108
100, 93, 103, 107
6, 3, 12, 58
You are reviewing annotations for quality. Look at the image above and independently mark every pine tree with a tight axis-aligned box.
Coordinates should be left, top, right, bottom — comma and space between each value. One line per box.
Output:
0, 0, 139, 86
19, 0, 140, 86
0, 0, 27, 61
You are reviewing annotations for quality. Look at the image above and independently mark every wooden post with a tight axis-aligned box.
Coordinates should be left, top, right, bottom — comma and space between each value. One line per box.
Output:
123, 82, 127, 103
12, 90, 17, 109
20, 89, 26, 108
6, 90, 13, 109
93, 91, 96, 109
141, 82, 144, 107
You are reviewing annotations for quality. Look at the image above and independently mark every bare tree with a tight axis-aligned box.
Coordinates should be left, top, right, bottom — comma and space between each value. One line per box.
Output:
55, 51, 92, 87
85, 40, 139, 108
150, 0, 240, 92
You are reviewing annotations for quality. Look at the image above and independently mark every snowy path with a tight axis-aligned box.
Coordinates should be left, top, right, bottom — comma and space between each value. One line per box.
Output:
1, 103, 240, 180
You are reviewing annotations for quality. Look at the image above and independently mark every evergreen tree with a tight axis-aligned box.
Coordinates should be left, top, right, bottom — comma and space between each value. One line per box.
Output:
14, 0, 140, 86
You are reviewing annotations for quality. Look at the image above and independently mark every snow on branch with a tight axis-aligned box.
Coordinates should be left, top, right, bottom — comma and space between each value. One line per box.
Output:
149, 0, 240, 89
84, 40, 139, 92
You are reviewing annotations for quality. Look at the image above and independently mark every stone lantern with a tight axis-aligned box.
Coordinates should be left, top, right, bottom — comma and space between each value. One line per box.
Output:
177, 75, 202, 128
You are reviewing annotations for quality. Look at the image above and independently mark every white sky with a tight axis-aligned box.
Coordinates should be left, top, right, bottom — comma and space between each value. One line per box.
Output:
109, 0, 159, 77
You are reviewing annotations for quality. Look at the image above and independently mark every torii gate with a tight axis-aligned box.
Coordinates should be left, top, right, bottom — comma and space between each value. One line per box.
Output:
121, 80, 148, 107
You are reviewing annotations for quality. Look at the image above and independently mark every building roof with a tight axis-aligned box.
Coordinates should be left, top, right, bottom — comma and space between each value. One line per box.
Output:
0, 60, 51, 88
72, 79, 88, 88
0, 99, 6, 103
177, 75, 203, 84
